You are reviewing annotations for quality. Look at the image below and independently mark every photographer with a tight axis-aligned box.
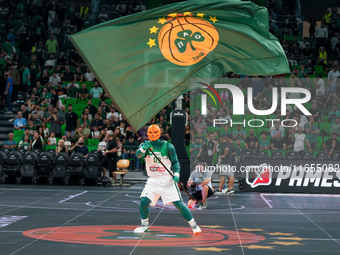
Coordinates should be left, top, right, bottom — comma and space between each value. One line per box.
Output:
187, 162, 214, 210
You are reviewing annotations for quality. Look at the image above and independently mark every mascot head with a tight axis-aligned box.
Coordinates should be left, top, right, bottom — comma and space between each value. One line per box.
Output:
147, 124, 161, 141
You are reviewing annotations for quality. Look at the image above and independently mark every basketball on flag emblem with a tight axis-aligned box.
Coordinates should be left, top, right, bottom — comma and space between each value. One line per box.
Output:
158, 17, 219, 66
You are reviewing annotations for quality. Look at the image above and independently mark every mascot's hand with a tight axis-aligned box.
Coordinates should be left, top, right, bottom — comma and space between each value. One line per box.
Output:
173, 172, 180, 183
140, 141, 150, 152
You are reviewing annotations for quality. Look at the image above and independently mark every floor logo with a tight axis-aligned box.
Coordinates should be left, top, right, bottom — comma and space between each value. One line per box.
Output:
23, 225, 265, 247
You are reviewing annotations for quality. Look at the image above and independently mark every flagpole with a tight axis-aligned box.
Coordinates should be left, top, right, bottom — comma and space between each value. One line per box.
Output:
134, 132, 195, 201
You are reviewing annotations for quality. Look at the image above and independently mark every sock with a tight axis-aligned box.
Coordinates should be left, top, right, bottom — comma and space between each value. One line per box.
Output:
141, 218, 149, 226
188, 218, 197, 228
173, 200, 193, 221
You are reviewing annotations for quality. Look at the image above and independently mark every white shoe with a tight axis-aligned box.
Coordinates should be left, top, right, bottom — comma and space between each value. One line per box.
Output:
222, 187, 228, 193
191, 223, 201, 235
134, 224, 149, 233
226, 188, 235, 194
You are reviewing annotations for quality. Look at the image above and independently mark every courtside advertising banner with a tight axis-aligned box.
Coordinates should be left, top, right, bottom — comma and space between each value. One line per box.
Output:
190, 78, 340, 193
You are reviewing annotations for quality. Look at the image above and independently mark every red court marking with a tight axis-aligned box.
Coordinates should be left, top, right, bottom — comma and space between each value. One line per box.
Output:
23, 225, 265, 247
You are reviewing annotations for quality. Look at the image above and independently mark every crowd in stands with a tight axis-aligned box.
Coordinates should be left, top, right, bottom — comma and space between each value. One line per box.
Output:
0, 0, 340, 178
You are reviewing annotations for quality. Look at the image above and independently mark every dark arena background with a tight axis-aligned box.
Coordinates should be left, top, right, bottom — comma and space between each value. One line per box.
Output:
1, 0, 340, 254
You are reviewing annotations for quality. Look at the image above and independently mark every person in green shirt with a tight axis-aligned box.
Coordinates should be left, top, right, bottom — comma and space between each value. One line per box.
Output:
67, 82, 78, 98
2, 39, 12, 56
258, 132, 270, 150
22, 63, 31, 101
45, 34, 58, 54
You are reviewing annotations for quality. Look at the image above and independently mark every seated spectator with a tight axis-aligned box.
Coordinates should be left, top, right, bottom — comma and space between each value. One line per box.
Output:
32, 133, 44, 150
90, 81, 103, 99
290, 126, 312, 152
328, 105, 340, 123
73, 127, 85, 143
84, 68, 95, 81
258, 132, 270, 150
82, 122, 91, 139
14, 111, 27, 130
78, 83, 89, 99
61, 65, 74, 82
67, 82, 79, 98
271, 132, 286, 150
55, 82, 67, 97
309, 103, 321, 122
245, 129, 258, 149
41, 121, 50, 139
19, 135, 31, 151
323, 133, 340, 156
55, 139, 68, 154
44, 54, 56, 69
31, 113, 42, 128
49, 71, 61, 86
70, 137, 89, 156
90, 114, 104, 131
4, 133, 17, 151
74, 67, 83, 83
91, 126, 102, 139
47, 132, 57, 145
331, 117, 340, 136
233, 125, 246, 142
65, 131, 75, 146
187, 162, 214, 209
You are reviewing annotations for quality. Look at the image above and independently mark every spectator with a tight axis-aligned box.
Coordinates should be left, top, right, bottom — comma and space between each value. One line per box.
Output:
187, 162, 214, 209
21, 105, 32, 122
45, 34, 58, 54
259, 132, 270, 150
70, 137, 89, 156
67, 81, 79, 98
315, 22, 328, 49
8, 64, 20, 102
55, 139, 68, 154
41, 121, 50, 139
44, 54, 56, 69
31, 113, 42, 128
245, 129, 258, 149
47, 107, 64, 138
74, 67, 83, 83
19, 135, 31, 151
22, 63, 31, 101
233, 125, 246, 142
197, 132, 218, 165
327, 65, 339, 94
101, 130, 118, 183
304, 117, 319, 150
49, 71, 61, 86
331, 117, 340, 136
216, 134, 235, 194
78, 83, 89, 99
4, 133, 17, 151
4, 71, 13, 114
122, 136, 139, 169
270, 122, 285, 138
190, 136, 202, 160
61, 66, 74, 82
271, 132, 286, 150
290, 126, 312, 152
84, 68, 95, 81
309, 103, 321, 122
317, 46, 327, 68
47, 132, 57, 145
32, 132, 44, 150
73, 127, 85, 143
14, 112, 27, 130
65, 104, 79, 136
90, 114, 104, 131
328, 105, 340, 123
323, 133, 340, 156
90, 81, 103, 99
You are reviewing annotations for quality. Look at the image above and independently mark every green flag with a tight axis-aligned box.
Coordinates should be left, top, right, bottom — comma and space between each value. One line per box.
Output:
69, 0, 289, 131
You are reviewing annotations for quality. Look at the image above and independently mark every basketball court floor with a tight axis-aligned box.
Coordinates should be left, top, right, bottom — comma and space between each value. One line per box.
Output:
0, 184, 339, 255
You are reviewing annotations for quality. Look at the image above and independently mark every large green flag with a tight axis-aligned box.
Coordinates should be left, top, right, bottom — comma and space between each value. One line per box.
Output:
69, 0, 289, 131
